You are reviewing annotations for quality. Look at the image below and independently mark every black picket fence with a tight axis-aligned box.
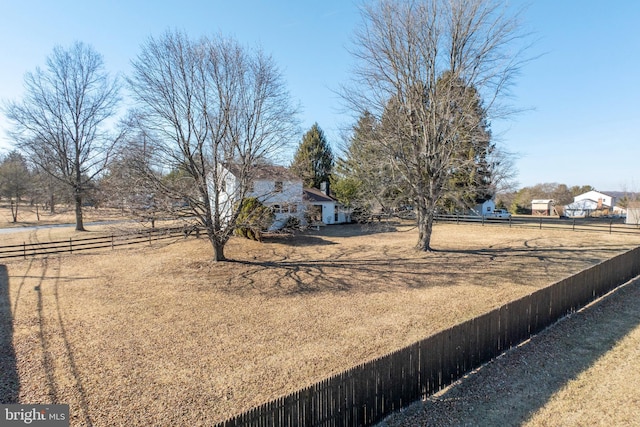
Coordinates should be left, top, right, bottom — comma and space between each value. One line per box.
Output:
215, 246, 640, 427
0, 226, 198, 260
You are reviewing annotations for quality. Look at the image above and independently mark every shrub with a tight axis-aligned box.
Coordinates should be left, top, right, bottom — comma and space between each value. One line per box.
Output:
234, 197, 275, 241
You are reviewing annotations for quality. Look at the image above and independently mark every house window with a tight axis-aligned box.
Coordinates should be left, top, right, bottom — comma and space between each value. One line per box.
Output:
272, 204, 282, 213
274, 181, 283, 193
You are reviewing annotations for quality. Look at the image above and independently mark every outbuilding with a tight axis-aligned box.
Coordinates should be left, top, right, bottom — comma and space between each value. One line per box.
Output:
626, 202, 640, 226
531, 199, 554, 216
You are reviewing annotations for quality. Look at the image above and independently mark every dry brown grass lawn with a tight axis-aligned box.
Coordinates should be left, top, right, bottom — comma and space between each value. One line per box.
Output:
1, 220, 639, 426
0, 204, 128, 229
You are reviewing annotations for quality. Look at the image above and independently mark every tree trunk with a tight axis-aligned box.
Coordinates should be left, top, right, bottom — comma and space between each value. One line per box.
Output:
49, 192, 55, 214
10, 200, 18, 223
416, 206, 435, 252
74, 192, 85, 231
212, 240, 226, 262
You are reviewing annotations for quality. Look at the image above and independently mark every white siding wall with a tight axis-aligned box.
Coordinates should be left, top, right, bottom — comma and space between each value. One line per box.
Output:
626, 208, 640, 225
311, 201, 336, 224
211, 167, 305, 226
250, 179, 305, 224
211, 167, 240, 224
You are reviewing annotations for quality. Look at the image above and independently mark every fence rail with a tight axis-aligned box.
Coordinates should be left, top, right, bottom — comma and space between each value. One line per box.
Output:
0, 226, 197, 260
434, 214, 638, 234
215, 246, 640, 427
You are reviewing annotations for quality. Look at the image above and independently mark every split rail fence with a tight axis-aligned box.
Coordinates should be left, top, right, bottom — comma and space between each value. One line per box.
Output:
0, 226, 198, 260
215, 246, 640, 427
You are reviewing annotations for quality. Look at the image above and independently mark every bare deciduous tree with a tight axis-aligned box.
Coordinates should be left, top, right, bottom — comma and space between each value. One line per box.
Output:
4, 41, 122, 231
344, 0, 529, 250
127, 31, 298, 261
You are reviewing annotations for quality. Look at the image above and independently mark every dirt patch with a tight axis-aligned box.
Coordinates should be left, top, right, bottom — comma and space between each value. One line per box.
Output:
2, 221, 639, 425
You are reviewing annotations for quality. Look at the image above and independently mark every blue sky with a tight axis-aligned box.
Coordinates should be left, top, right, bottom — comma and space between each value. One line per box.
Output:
0, 1, 638, 192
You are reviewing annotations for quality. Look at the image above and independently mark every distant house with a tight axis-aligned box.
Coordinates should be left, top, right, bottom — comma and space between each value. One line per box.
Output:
531, 199, 554, 216
563, 190, 616, 218
472, 200, 495, 216
216, 163, 305, 229
303, 185, 351, 225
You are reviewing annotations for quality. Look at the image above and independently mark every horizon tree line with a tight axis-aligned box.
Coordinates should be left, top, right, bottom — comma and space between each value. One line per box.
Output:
2, 0, 535, 259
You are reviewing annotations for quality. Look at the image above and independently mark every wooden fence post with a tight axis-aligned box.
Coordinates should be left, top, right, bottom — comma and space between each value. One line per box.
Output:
69, 237, 73, 254
23, 242, 26, 259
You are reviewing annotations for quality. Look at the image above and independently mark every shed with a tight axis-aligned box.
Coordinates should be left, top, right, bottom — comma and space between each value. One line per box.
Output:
531, 199, 554, 216
472, 200, 495, 216
626, 202, 640, 226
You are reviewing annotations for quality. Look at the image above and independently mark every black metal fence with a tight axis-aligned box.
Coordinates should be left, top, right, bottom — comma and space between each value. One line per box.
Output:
0, 226, 196, 260
215, 246, 640, 427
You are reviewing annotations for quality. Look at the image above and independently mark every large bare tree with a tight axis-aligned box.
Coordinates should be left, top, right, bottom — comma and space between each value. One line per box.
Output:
344, 0, 528, 250
4, 42, 122, 231
127, 31, 298, 261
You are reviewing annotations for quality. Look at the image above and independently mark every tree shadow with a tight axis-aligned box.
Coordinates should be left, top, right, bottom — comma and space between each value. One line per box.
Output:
263, 222, 401, 247
0, 264, 19, 403
378, 277, 640, 426
221, 240, 633, 298
263, 233, 338, 247
36, 257, 93, 425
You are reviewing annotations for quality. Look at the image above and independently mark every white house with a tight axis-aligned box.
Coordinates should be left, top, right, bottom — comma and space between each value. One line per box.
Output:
574, 190, 615, 209
564, 190, 616, 218
216, 163, 305, 229
215, 164, 353, 230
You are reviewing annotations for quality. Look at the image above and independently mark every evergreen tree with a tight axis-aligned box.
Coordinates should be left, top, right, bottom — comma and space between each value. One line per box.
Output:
0, 151, 32, 222
437, 72, 494, 212
290, 123, 334, 189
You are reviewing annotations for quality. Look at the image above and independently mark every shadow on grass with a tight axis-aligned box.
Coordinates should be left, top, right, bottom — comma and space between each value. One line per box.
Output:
35, 257, 93, 425
378, 277, 640, 426
223, 241, 632, 297
0, 264, 19, 403
263, 222, 401, 247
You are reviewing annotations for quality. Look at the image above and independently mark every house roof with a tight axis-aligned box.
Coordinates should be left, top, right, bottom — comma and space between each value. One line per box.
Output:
531, 199, 554, 204
303, 187, 335, 203
224, 162, 301, 181
574, 190, 614, 201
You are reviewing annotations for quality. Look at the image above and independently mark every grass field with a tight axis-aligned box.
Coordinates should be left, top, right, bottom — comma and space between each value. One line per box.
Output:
1, 216, 639, 426
0, 203, 129, 229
